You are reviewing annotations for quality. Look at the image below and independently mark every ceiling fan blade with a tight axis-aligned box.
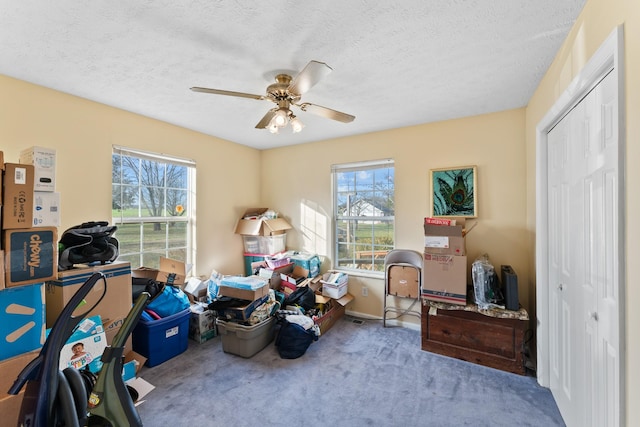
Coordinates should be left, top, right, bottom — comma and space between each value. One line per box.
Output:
298, 103, 355, 123
287, 60, 332, 96
190, 87, 264, 100
255, 110, 276, 129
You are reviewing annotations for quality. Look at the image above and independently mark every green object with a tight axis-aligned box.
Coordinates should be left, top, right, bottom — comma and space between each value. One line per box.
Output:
87, 293, 150, 426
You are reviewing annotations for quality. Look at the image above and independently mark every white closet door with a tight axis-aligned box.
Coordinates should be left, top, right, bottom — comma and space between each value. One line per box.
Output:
547, 70, 619, 426
585, 70, 619, 427
548, 100, 582, 426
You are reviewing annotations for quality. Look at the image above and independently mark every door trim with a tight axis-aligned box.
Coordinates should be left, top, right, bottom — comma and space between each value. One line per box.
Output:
535, 24, 626, 422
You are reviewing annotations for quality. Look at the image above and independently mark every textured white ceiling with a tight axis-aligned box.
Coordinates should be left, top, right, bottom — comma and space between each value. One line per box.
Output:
0, 1, 586, 150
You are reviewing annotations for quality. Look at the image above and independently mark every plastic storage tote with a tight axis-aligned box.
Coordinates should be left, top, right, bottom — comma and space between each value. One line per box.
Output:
132, 307, 190, 367
215, 316, 275, 358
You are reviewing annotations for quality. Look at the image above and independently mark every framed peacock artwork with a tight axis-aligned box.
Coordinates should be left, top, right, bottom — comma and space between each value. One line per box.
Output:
430, 165, 477, 218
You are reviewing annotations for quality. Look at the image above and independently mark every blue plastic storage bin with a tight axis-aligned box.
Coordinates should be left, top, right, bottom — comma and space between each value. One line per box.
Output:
132, 308, 190, 367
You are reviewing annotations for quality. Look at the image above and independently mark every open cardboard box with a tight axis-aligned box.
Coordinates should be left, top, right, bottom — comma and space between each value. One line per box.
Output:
132, 256, 187, 286
252, 261, 294, 290
218, 280, 270, 302
183, 276, 209, 303
313, 292, 354, 335
122, 351, 147, 382
280, 265, 309, 286
234, 208, 292, 236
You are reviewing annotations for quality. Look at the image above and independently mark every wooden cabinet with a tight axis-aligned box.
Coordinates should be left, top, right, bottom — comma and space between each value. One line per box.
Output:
421, 301, 528, 375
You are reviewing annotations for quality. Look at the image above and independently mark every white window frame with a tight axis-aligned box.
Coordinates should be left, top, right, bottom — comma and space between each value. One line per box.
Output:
112, 145, 196, 270
332, 158, 395, 276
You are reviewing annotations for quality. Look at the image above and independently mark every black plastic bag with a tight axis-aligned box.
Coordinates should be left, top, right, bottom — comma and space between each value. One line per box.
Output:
275, 319, 318, 359
283, 286, 315, 311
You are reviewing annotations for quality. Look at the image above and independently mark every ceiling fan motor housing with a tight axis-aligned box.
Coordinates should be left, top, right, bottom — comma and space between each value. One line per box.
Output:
266, 74, 301, 103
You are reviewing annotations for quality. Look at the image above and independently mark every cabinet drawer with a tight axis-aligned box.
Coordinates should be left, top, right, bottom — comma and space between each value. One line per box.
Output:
421, 306, 527, 374
426, 311, 518, 358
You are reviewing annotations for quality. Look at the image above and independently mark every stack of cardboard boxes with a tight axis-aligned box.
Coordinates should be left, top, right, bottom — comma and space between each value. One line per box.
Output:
0, 148, 144, 423
235, 208, 292, 276
422, 217, 468, 305
0, 148, 58, 421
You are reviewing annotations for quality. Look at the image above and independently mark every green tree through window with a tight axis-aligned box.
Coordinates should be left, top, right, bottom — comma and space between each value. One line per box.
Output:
112, 146, 195, 270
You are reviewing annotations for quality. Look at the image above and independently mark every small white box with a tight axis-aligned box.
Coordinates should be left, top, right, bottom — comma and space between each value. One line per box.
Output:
33, 191, 60, 227
19, 146, 56, 191
321, 272, 349, 299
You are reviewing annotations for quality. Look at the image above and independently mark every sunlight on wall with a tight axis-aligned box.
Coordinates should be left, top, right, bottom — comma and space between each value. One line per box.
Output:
300, 199, 330, 261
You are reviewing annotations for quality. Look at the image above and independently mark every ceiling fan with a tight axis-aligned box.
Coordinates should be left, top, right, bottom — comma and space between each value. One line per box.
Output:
190, 60, 355, 134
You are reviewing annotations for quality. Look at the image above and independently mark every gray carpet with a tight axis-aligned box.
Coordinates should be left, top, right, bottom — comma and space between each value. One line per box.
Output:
135, 316, 565, 427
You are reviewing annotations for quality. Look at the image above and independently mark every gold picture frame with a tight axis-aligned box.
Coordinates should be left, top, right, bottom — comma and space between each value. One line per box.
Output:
430, 165, 478, 218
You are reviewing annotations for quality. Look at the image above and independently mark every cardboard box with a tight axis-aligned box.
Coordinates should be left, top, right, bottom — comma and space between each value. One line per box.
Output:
2, 163, 34, 229
423, 223, 464, 237
279, 280, 297, 295
104, 324, 133, 356
313, 293, 354, 334
0, 349, 40, 400
215, 293, 269, 321
19, 146, 56, 192
121, 351, 147, 382
0, 283, 45, 361
32, 191, 60, 227
45, 262, 132, 332
54, 315, 107, 373
0, 391, 26, 427
387, 264, 420, 298
234, 208, 292, 236
189, 303, 217, 343
131, 256, 187, 286
183, 277, 209, 303
0, 250, 5, 290
3, 228, 57, 288
424, 235, 466, 255
253, 261, 293, 290
320, 271, 349, 299
0, 352, 33, 425
280, 265, 310, 286
422, 254, 468, 305
218, 279, 269, 302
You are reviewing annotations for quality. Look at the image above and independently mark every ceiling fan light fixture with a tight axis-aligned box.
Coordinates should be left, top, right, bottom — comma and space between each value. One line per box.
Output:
290, 115, 304, 133
268, 122, 279, 134
273, 108, 289, 127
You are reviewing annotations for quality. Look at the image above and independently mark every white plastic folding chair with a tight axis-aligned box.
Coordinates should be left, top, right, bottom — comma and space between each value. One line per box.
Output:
383, 249, 423, 327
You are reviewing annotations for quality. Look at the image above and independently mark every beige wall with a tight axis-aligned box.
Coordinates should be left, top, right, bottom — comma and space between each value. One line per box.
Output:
261, 109, 528, 322
0, 74, 260, 278
2, 0, 637, 419
1, 72, 529, 324
525, 0, 639, 423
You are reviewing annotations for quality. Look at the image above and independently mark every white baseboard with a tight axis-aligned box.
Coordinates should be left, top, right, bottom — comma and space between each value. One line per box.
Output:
345, 309, 421, 331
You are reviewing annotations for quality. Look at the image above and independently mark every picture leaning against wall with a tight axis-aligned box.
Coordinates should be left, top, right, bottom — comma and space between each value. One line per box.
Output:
430, 165, 477, 218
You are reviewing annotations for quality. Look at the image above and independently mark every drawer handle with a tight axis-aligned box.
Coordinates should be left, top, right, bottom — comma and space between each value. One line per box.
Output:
589, 311, 599, 321
558, 283, 564, 291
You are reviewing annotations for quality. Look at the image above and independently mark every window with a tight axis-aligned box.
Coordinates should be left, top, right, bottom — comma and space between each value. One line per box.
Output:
112, 146, 195, 270
332, 159, 394, 273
